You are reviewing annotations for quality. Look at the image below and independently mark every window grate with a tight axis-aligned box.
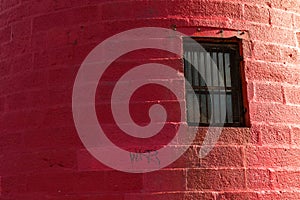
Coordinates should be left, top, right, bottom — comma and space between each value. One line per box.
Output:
183, 38, 245, 127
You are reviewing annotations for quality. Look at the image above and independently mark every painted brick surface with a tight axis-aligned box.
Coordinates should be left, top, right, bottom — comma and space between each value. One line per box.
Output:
0, 0, 300, 199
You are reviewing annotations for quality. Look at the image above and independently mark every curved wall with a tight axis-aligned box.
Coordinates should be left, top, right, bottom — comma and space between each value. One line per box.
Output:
0, 0, 300, 199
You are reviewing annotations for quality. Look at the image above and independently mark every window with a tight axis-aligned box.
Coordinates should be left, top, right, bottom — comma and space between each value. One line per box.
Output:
183, 37, 245, 127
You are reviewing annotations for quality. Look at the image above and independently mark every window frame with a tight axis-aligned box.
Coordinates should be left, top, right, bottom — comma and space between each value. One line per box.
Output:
183, 37, 248, 127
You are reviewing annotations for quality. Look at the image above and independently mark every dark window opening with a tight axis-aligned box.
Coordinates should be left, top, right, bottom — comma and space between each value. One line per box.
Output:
183, 37, 245, 127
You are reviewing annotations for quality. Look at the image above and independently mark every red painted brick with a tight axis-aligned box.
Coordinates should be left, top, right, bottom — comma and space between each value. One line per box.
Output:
250, 102, 300, 124
0, 149, 77, 175
194, 127, 256, 145
245, 60, 300, 85
0, 0, 20, 12
10, 53, 33, 74
199, 146, 244, 168
297, 32, 300, 47
0, 36, 31, 60
11, 19, 31, 40
169, 0, 243, 19
252, 42, 281, 62
217, 192, 259, 200
280, 46, 300, 64
0, 110, 44, 132
32, 6, 102, 32
250, 24, 296, 46
1, 175, 27, 196
284, 85, 300, 105
143, 169, 186, 192
254, 82, 283, 103
258, 191, 300, 200
0, 131, 22, 153
246, 169, 271, 189
291, 126, 300, 145
0, 97, 4, 112
295, 15, 300, 29
125, 192, 185, 200
33, 44, 94, 69
0, 59, 10, 77
74, 171, 143, 192
243, 4, 269, 24
23, 126, 81, 150
270, 9, 293, 28
0, 26, 11, 44
187, 169, 246, 191
260, 124, 291, 145
47, 194, 124, 200
246, 146, 300, 167
77, 149, 112, 171
272, 170, 300, 189
184, 192, 215, 200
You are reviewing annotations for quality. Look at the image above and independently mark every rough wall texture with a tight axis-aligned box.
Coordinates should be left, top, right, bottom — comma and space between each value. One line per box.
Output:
0, 0, 300, 199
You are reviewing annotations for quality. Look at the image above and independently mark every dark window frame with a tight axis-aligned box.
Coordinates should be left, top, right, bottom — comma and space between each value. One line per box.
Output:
183, 37, 247, 127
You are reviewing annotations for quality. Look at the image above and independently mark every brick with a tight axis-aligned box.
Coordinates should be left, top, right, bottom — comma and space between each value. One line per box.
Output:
250, 102, 300, 124
10, 53, 33, 74
246, 146, 300, 168
252, 42, 281, 62
27, 172, 76, 193
32, 6, 102, 32
42, 106, 74, 128
0, 131, 22, 153
0, 0, 19, 12
291, 126, 300, 145
77, 149, 112, 171
284, 85, 300, 105
74, 171, 143, 192
187, 169, 246, 191
260, 124, 291, 145
295, 15, 300, 30
245, 60, 300, 85
0, 59, 10, 77
253, 43, 300, 65
102, 1, 134, 20
143, 169, 186, 192
254, 82, 283, 103
258, 191, 300, 200
280, 46, 300, 64
184, 192, 215, 200
0, 110, 44, 133
199, 146, 244, 168
0, 97, 4, 112
244, 4, 269, 24
46, 194, 124, 200
0, 149, 77, 175
166, 0, 243, 19
0, 37, 31, 60
270, 0, 300, 12
217, 192, 259, 200
1, 175, 27, 196
272, 170, 300, 189
11, 19, 31, 40
131, 1, 169, 19
270, 9, 293, 28
0, 26, 11, 44
125, 192, 185, 200
33, 44, 94, 69
246, 169, 271, 189
297, 32, 300, 47
249, 24, 296, 46
193, 127, 255, 145
23, 126, 81, 150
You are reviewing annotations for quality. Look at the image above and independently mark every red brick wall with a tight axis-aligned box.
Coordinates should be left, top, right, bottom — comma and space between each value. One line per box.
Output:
0, 0, 300, 199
